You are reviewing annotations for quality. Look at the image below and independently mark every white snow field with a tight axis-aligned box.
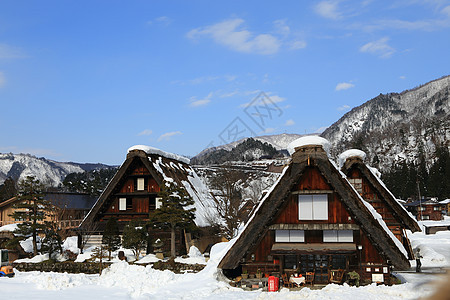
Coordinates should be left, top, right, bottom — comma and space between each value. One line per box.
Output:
1, 218, 449, 299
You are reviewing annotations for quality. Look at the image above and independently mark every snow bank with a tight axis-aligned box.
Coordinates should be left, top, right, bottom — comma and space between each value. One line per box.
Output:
62, 236, 80, 254
15, 253, 50, 263
11, 266, 435, 299
128, 145, 190, 164
338, 149, 366, 168
175, 246, 207, 265
19, 236, 41, 253
287, 135, 331, 156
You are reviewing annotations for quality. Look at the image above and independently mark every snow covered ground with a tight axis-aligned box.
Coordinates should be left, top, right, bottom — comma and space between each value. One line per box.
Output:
1, 219, 449, 299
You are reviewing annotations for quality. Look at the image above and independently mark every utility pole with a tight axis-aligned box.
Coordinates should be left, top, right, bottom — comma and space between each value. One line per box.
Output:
417, 180, 422, 221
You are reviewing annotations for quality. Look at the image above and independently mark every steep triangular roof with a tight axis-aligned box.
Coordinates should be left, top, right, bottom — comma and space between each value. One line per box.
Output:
80, 146, 215, 228
339, 149, 420, 232
219, 137, 410, 270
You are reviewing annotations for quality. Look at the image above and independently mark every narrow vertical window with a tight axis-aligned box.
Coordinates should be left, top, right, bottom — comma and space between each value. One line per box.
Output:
119, 198, 126, 211
137, 178, 145, 191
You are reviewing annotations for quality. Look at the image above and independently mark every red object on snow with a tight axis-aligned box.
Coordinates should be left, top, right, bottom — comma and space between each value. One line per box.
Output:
268, 276, 279, 292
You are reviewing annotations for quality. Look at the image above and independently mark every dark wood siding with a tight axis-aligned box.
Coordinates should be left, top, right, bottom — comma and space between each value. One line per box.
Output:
102, 158, 160, 222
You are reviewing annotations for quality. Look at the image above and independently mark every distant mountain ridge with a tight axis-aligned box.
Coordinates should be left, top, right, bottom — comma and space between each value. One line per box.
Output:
192, 133, 304, 165
0, 153, 113, 186
322, 75, 450, 171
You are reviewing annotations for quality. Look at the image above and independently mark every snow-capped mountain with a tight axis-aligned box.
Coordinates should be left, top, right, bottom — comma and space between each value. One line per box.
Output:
192, 133, 304, 165
322, 75, 450, 171
0, 153, 112, 186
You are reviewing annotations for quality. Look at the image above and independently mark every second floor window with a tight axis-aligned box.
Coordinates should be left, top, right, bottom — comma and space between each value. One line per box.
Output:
136, 178, 145, 191
298, 194, 328, 220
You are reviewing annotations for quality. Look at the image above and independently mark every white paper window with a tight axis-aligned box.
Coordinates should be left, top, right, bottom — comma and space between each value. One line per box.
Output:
323, 230, 338, 242
313, 194, 328, 220
119, 198, 127, 211
275, 230, 290, 242
289, 230, 305, 242
137, 178, 145, 191
275, 230, 304, 242
298, 194, 328, 220
155, 197, 162, 209
323, 230, 353, 242
338, 230, 354, 242
298, 195, 313, 220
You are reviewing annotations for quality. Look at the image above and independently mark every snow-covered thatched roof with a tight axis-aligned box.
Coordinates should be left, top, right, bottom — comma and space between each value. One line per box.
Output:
81, 146, 216, 228
219, 140, 410, 271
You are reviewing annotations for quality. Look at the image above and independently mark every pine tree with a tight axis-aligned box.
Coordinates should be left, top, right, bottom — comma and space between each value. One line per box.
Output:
41, 224, 63, 260
122, 219, 147, 260
8, 176, 52, 256
102, 217, 121, 260
149, 181, 196, 258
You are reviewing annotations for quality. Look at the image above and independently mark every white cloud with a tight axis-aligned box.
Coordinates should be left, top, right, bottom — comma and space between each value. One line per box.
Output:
285, 119, 295, 126
189, 92, 213, 107
337, 105, 351, 111
262, 127, 276, 134
187, 19, 281, 55
157, 131, 182, 142
148, 16, 172, 26
442, 5, 450, 17
289, 40, 307, 50
240, 93, 286, 108
360, 37, 395, 58
399, 75, 406, 79
219, 91, 239, 98
0, 71, 5, 88
273, 19, 291, 37
138, 129, 153, 136
0, 44, 26, 59
335, 82, 355, 91
314, 1, 342, 20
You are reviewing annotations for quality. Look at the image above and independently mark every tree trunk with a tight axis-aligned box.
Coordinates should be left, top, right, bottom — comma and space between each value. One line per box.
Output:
33, 199, 38, 256
171, 226, 176, 258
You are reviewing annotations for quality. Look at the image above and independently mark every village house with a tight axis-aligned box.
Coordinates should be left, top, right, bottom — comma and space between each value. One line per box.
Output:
439, 199, 450, 216
404, 198, 444, 221
0, 192, 96, 230
79, 145, 217, 255
339, 149, 420, 259
218, 137, 410, 285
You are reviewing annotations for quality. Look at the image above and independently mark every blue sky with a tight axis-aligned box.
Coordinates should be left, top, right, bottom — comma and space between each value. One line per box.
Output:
1, 1, 449, 165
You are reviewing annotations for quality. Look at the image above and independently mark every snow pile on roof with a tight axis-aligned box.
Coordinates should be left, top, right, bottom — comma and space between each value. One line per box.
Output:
287, 135, 331, 156
149, 155, 218, 227
440, 199, 450, 204
128, 145, 190, 164
338, 149, 367, 168
0, 223, 18, 232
